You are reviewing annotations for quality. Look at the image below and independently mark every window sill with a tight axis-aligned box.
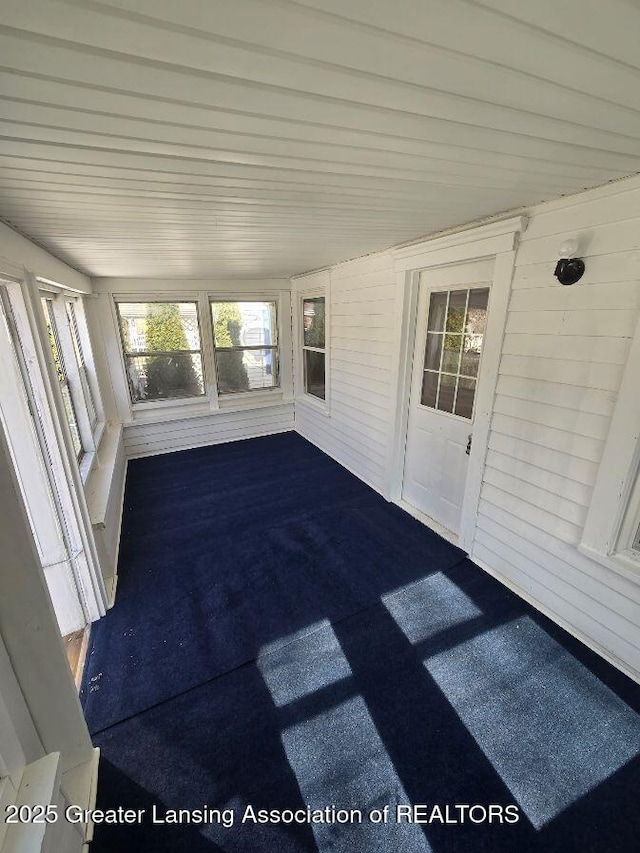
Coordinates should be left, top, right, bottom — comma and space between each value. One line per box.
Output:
84, 422, 124, 527
218, 389, 288, 411
79, 451, 95, 485
126, 391, 291, 426
576, 542, 640, 587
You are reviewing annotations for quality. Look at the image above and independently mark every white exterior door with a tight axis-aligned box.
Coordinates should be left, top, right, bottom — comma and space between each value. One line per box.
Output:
402, 258, 494, 536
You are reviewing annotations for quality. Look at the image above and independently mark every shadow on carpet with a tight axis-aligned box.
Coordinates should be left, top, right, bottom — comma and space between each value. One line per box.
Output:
83, 433, 640, 853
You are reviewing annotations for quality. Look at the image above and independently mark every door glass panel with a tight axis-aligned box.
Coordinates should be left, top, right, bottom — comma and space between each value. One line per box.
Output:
421, 370, 438, 408
442, 334, 462, 373
427, 291, 448, 332
437, 374, 456, 413
446, 291, 467, 332
467, 289, 489, 333
420, 287, 489, 420
424, 333, 442, 371
455, 378, 476, 419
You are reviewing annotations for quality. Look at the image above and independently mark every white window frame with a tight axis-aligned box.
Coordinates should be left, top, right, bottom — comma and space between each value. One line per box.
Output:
2, 275, 107, 625
210, 297, 281, 398
114, 297, 207, 408
38, 287, 106, 481
108, 290, 293, 423
291, 271, 331, 415
579, 312, 640, 582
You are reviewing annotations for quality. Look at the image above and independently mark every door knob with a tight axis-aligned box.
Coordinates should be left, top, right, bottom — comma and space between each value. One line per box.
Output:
466, 434, 472, 455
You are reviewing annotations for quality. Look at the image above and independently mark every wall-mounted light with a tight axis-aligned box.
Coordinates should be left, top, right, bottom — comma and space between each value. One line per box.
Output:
554, 237, 585, 285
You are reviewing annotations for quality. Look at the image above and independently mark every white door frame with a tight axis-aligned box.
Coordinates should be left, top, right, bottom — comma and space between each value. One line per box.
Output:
385, 216, 527, 552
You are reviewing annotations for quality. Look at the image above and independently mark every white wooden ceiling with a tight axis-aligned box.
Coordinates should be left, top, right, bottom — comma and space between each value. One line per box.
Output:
0, 0, 639, 279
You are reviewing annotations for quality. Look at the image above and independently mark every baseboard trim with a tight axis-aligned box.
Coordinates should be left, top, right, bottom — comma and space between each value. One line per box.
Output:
472, 553, 640, 687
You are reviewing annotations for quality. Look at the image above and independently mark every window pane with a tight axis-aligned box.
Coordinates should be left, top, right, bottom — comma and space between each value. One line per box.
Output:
304, 350, 325, 399
467, 288, 489, 335
437, 373, 456, 413
303, 297, 325, 348
60, 382, 83, 459
216, 348, 278, 394
42, 298, 83, 461
117, 302, 200, 353
66, 302, 97, 428
212, 301, 277, 349
420, 287, 488, 419
126, 353, 204, 402
442, 334, 462, 373
427, 292, 447, 332
446, 290, 467, 332
455, 377, 476, 419
421, 371, 438, 408
424, 333, 442, 372
460, 341, 482, 377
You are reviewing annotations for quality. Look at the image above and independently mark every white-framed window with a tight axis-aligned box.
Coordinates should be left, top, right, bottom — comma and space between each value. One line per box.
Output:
579, 315, 640, 580
115, 300, 206, 403
41, 297, 85, 462
66, 301, 98, 431
210, 300, 279, 395
301, 294, 327, 402
39, 293, 105, 469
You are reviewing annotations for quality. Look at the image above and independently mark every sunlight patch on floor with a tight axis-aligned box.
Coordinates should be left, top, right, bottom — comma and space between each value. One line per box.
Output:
424, 615, 640, 828
259, 622, 432, 853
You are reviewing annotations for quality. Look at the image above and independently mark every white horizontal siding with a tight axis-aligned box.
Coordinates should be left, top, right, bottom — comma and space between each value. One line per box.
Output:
472, 189, 640, 680
123, 403, 294, 458
294, 253, 396, 493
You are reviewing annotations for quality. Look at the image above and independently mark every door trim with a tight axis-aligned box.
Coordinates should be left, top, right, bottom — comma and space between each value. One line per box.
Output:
385, 216, 527, 552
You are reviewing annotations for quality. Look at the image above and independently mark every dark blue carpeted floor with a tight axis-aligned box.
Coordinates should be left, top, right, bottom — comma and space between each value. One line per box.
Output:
83, 432, 640, 853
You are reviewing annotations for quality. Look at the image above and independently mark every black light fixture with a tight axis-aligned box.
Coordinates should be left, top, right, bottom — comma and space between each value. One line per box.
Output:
554, 238, 585, 286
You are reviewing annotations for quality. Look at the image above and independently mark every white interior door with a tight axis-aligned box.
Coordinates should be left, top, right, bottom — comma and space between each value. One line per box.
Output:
402, 258, 494, 536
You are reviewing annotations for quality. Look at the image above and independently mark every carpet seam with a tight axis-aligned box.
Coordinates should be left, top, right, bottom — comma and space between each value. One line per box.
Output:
88, 554, 471, 737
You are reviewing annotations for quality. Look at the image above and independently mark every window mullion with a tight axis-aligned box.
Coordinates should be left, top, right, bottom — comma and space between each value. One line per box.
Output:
198, 292, 219, 409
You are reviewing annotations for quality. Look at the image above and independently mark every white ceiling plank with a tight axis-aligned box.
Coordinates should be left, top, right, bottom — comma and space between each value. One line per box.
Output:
0, 0, 639, 278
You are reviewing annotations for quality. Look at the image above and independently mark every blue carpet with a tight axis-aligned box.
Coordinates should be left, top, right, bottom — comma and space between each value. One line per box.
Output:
83, 432, 640, 853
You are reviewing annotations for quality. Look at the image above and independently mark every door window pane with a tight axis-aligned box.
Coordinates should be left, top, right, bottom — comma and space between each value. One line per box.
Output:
421, 370, 438, 408
442, 334, 462, 374
424, 333, 442, 372
420, 287, 489, 420
446, 291, 467, 332
467, 288, 489, 334
455, 377, 476, 419
437, 374, 456, 413
427, 291, 448, 332
304, 350, 325, 400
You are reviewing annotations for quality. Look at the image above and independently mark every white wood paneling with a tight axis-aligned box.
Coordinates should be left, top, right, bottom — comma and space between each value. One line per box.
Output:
293, 255, 396, 492
1, 0, 640, 278
124, 403, 294, 458
472, 187, 640, 681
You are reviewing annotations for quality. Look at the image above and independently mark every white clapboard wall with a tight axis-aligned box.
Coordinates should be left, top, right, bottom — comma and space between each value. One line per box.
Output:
294, 178, 640, 682
123, 402, 294, 459
472, 183, 640, 679
294, 254, 397, 493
